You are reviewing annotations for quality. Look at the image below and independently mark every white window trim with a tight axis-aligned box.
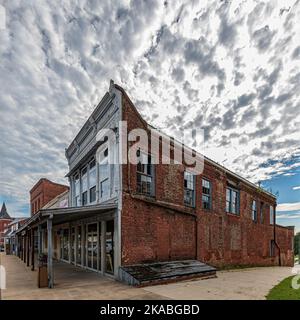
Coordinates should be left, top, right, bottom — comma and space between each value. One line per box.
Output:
202, 178, 212, 210
184, 170, 196, 207
270, 205, 274, 225
226, 186, 240, 215
252, 200, 257, 222
88, 158, 97, 204
136, 151, 155, 197
81, 166, 88, 206
98, 142, 111, 202
74, 172, 81, 207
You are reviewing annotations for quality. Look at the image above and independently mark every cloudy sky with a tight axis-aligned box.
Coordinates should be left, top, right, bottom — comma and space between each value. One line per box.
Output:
0, 0, 299, 230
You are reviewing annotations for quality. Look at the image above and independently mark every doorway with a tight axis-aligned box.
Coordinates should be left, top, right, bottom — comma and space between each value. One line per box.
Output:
86, 223, 98, 271
77, 225, 82, 265
71, 227, 75, 264
105, 220, 114, 274
61, 229, 69, 261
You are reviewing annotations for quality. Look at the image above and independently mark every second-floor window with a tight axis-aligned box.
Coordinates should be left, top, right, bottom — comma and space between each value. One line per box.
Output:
252, 200, 257, 222
202, 178, 211, 210
99, 147, 110, 201
184, 171, 195, 207
270, 205, 274, 225
81, 167, 88, 206
226, 187, 239, 215
89, 159, 96, 203
137, 151, 154, 196
260, 202, 264, 223
74, 174, 80, 206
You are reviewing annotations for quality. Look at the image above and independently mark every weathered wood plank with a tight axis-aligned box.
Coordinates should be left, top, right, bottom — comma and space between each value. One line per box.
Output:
120, 260, 216, 285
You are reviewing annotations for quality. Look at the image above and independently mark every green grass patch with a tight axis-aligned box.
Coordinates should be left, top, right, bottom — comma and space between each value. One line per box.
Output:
266, 276, 300, 300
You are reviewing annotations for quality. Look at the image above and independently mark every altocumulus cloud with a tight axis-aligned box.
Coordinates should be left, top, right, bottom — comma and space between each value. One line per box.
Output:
0, 0, 300, 216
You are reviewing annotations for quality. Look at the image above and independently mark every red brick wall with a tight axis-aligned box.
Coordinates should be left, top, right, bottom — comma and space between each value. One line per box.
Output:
30, 179, 69, 216
0, 219, 13, 247
276, 225, 294, 266
118, 87, 294, 268
121, 193, 196, 265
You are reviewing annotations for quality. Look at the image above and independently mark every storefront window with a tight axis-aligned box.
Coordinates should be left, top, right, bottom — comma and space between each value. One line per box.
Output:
71, 227, 75, 263
74, 174, 80, 206
89, 159, 96, 203
87, 223, 98, 270
61, 229, 69, 261
81, 167, 88, 206
77, 225, 81, 265
106, 220, 114, 274
99, 147, 110, 201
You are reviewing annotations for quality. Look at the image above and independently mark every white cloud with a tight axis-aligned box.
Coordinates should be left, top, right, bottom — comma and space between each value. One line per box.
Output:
277, 202, 300, 212
0, 0, 300, 216
292, 186, 300, 190
277, 212, 300, 219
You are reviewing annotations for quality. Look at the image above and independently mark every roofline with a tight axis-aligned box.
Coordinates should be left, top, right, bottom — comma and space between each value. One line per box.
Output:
65, 90, 113, 154
16, 212, 40, 234
41, 189, 69, 209
276, 224, 294, 230
204, 156, 276, 199
8, 218, 28, 226
30, 178, 69, 193
40, 202, 117, 217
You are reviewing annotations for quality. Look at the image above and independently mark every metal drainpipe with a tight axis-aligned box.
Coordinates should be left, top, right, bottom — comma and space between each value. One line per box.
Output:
273, 204, 281, 266
195, 216, 198, 260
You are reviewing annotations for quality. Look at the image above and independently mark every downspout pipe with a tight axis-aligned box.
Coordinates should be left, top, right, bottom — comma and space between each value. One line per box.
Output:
273, 204, 281, 266
195, 216, 198, 260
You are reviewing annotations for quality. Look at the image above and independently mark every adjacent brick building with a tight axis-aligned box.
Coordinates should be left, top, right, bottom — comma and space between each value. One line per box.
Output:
30, 178, 69, 216
0, 202, 13, 250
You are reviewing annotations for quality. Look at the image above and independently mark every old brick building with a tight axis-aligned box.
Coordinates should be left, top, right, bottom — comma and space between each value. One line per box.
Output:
119, 83, 294, 269
0, 202, 13, 251
16, 81, 294, 287
30, 178, 69, 216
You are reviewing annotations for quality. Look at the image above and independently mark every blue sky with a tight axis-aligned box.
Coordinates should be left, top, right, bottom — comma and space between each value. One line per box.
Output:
0, 0, 299, 233
261, 167, 300, 232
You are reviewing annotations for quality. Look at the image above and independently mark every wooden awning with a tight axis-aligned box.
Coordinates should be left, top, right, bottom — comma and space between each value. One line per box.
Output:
16, 201, 117, 233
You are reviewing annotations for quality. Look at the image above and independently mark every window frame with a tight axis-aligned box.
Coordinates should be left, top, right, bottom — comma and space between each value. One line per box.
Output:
270, 240, 276, 257
74, 172, 80, 207
98, 144, 110, 202
260, 202, 264, 223
251, 200, 257, 222
89, 158, 97, 204
81, 166, 88, 206
226, 186, 240, 215
136, 151, 155, 197
184, 170, 196, 207
270, 205, 275, 225
202, 178, 212, 210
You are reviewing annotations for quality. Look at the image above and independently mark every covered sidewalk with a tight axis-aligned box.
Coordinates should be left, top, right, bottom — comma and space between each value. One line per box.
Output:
0, 253, 166, 300
15, 201, 120, 288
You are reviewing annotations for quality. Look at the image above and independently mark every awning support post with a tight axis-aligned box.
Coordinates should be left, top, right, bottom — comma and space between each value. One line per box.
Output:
101, 221, 106, 274
47, 218, 53, 288
22, 236, 25, 262
31, 229, 35, 271
26, 233, 30, 267
15, 235, 18, 257
37, 224, 42, 256
68, 224, 71, 263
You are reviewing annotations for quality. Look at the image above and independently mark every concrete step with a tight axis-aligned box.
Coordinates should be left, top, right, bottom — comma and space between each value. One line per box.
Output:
119, 260, 217, 286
